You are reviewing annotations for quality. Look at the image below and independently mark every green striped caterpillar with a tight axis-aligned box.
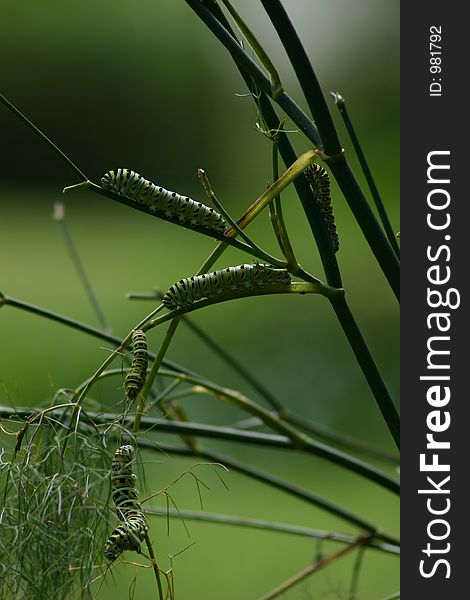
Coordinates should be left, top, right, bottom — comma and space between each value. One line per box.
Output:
162, 263, 292, 310
101, 169, 227, 233
124, 330, 148, 402
304, 164, 340, 253
103, 445, 148, 562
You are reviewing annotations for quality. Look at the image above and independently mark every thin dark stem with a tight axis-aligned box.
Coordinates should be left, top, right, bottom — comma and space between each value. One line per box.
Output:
84, 362, 398, 463
332, 92, 400, 257
220, 0, 283, 98
0, 92, 88, 181
78, 359, 399, 464
198, 0, 339, 283
262, 97, 343, 285
330, 294, 400, 449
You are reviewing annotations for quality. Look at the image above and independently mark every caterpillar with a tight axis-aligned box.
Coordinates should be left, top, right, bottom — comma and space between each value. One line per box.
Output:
101, 168, 227, 233
124, 330, 148, 402
162, 263, 292, 310
103, 445, 149, 562
304, 164, 340, 253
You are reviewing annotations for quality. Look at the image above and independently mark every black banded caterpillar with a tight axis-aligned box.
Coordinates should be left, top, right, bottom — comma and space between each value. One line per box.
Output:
101, 169, 227, 233
103, 445, 148, 562
124, 330, 148, 402
304, 164, 340, 253
162, 263, 292, 310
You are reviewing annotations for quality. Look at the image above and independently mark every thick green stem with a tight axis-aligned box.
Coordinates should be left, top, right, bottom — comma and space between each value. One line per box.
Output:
330, 294, 400, 449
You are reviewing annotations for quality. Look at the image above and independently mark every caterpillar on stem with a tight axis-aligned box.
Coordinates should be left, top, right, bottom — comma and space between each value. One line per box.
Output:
162, 263, 292, 310
103, 445, 149, 562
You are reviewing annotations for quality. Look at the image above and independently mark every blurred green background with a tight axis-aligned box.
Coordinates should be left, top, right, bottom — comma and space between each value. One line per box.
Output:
1, 1, 399, 598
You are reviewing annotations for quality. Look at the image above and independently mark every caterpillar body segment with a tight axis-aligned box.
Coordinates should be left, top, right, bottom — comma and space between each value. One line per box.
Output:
162, 263, 292, 310
101, 169, 227, 233
304, 164, 340, 253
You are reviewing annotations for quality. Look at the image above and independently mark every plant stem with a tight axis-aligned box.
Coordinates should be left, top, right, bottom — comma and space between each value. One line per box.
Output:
143, 507, 399, 556
144, 534, 164, 600
185, 0, 322, 145
173, 313, 286, 413
0, 293, 199, 378
145, 282, 339, 331
75, 365, 399, 463
0, 92, 87, 181
0, 404, 399, 493
133, 318, 182, 435
255, 97, 400, 449
196, 448, 398, 544
73, 181, 266, 259
152, 375, 400, 493
143, 443, 398, 547
284, 411, 398, 464
330, 294, 400, 449
328, 158, 400, 300
349, 544, 366, 600
192, 1, 400, 300
258, 534, 370, 600
270, 143, 299, 270
331, 92, 400, 257
258, 0, 341, 154
220, 0, 283, 98
53, 202, 112, 332
197, 168, 287, 267
225, 148, 320, 235
258, 0, 399, 299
